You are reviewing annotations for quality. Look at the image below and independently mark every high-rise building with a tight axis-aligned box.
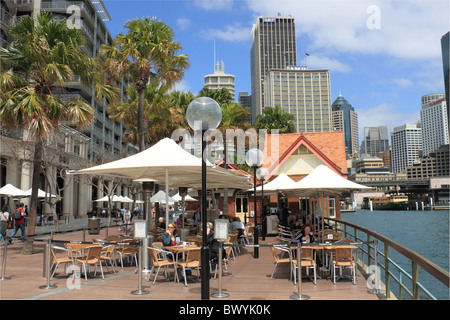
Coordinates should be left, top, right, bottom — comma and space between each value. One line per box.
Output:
360, 126, 389, 158
251, 15, 297, 124
332, 93, 359, 158
441, 32, 449, 128
204, 60, 235, 99
391, 122, 422, 174
420, 93, 449, 156
0, 0, 133, 219
263, 67, 332, 133
238, 92, 251, 122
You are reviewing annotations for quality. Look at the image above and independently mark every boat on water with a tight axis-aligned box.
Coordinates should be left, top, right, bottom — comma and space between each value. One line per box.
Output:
363, 195, 410, 210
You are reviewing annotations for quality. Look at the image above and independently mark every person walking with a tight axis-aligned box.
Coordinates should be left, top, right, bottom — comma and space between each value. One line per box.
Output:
0, 205, 10, 242
10, 203, 26, 243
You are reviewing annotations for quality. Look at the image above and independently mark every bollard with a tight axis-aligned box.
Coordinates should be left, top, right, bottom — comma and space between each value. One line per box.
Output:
1, 238, 11, 281
212, 241, 229, 298
40, 235, 57, 289
131, 239, 149, 295
368, 240, 386, 295
291, 243, 310, 300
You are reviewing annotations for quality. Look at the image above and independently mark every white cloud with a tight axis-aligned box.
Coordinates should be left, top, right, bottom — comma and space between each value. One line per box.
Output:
357, 103, 420, 143
201, 23, 251, 42
170, 79, 191, 93
306, 55, 351, 73
193, 0, 234, 11
392, 78, 413, 88
177, 18, 192, 30
244, 0, 448, 60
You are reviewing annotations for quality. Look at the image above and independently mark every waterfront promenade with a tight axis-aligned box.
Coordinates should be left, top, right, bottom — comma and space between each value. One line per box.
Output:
0, 218, 379, 301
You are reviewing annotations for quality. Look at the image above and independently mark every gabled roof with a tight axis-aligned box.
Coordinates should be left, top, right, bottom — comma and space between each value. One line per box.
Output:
262, 131, 348, 181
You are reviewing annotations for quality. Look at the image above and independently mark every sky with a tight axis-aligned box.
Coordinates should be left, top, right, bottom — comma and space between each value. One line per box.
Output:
102, 0, 449, 143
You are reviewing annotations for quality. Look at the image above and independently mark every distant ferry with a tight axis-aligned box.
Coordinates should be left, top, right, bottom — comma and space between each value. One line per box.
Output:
363, 195, 410, 210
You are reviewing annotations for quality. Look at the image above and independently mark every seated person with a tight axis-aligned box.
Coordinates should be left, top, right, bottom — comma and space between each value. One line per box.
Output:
230, 217, 245, 238
292, 223, 315, 243
156, 217, 166, 230
162, 223, 179, 247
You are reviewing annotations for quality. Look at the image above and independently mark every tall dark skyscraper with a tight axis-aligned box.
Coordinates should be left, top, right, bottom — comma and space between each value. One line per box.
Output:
250, 15, 297, 124
332, 94, 359, 158
441, 32, 449, 129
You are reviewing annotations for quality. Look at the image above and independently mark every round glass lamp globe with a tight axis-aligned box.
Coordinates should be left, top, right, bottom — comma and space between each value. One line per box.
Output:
256, 167, 269, 181
245, 148, 264, 167
186, 97, 222, 130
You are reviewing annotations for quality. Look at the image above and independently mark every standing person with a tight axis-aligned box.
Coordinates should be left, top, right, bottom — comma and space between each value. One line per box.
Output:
123, 206, 131, 235
0, 206, 10, 242
277, 202, 288, 227
10, 203, 26, 243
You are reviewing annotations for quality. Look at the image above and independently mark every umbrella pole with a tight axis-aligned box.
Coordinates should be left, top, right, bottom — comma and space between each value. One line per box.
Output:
165, 169, 169, 228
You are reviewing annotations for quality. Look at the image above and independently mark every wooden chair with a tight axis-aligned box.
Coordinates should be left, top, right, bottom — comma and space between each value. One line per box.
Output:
291, 247, 317, 285
270, 246, 292, 280
146, 247, 177, 284
213, 246, 233, 279
224, 233, 238, 259
100, 245, 116, 274
332, 247, 356, 285
76, 245, 104, 282
117, 243, 138, 269
50, 246, 74, 279
177, 248, 201, 287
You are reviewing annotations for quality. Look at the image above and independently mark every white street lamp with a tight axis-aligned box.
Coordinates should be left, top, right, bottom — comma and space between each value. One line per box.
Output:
186, 97, 222, 300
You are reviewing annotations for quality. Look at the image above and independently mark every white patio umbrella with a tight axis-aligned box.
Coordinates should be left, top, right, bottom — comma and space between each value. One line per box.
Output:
72, 137, 251, 226
150, 190, 175, 204
121, 196, 135, 203
24, 188, 58, 199
248, 173, 297, 195
279, 165, 370, 242
172, 192, 198, 202
0, 184, 28, 197
94, 195, 122, 202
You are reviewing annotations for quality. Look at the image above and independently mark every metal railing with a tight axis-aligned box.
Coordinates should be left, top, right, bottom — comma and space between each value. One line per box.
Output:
325, 217, 450, 300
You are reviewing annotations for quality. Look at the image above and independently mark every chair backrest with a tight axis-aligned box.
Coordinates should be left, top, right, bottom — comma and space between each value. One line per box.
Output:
301, 247, 314, 260
185, 248, 201, 267
147, 247, 160, 264
102, 245, 115, 257
153, 242, 163, 248
86, 246, 103, 260
335, 247, 353, 262
224, 246, 232, 260
271, 246, 289, 261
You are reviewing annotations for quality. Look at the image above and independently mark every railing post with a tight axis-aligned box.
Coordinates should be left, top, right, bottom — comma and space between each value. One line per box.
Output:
384, 243, 390, 299
412, 261, 420, 300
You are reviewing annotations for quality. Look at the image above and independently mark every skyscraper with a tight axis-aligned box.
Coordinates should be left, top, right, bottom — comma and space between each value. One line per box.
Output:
441, 32, 449, 128
420, 93, 448, 156
360, 126, 389, 158
204, 60, 235, 99
263, 67, 332, 133
332, 93, 359, 158
250, 15, 297, 124
391, 122, 422, 174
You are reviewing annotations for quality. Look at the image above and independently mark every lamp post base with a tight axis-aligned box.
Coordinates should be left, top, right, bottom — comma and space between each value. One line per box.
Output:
290, 294, 310, 300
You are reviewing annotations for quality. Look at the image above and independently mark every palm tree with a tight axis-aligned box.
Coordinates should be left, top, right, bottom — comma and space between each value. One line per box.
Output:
254, 106, 296, 134
198, 87, 233, 106
100, 17, 189, 151
0, 13, 118, 254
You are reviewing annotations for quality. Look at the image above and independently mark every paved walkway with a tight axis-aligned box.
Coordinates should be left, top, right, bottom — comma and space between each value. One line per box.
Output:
0, 218, 380, 301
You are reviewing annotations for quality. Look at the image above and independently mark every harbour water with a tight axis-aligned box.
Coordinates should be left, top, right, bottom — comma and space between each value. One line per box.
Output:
341, 209, 449, 300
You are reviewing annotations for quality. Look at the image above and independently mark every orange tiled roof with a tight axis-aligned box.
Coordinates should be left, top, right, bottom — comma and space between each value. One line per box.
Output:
262, 131, 347, 180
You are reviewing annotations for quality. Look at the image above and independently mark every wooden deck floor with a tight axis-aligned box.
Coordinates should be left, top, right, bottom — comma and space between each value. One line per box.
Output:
0, 227, 380, 302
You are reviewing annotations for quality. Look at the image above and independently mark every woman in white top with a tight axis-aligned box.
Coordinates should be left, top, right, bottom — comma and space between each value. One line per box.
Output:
0, 206, 10, 241
123, 206, 131, 235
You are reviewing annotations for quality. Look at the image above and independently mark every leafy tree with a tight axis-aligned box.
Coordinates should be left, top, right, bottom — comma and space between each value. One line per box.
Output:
0, 13, 117, 254
100, 17, 189, 151
254, 106, 296, 134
